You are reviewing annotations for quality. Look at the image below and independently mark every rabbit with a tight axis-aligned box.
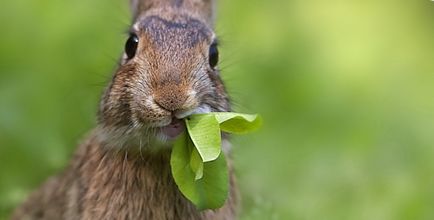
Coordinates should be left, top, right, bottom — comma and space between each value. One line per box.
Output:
11, 0, 239, 219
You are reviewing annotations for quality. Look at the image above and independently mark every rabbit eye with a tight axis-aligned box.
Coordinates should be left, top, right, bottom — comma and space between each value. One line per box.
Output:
125, 34, 139, 59
209, 42, 219, 69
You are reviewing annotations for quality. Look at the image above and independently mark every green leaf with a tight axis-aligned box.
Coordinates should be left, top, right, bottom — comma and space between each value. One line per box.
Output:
171, 112, 261, 210
190, 147, 204, 180
213, 112, 262, 134
185, 114, 221, 162
171, 133, 229, 210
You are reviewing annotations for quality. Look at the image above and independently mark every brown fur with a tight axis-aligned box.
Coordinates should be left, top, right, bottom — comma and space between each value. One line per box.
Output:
12, 134, 237, 220
12, 0, 238, 219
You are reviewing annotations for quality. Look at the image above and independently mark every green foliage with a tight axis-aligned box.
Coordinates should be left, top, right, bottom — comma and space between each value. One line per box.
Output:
185, 114, 222, 162
171, 113, 260, 210
214, 113, 262, 134
171, 133, 229, 210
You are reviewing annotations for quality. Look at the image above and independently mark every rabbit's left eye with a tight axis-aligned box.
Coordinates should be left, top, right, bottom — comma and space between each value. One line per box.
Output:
125, 34, 139, 59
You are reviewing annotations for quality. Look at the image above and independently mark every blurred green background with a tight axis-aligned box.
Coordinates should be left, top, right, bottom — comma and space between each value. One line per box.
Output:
1, 0, 434, 219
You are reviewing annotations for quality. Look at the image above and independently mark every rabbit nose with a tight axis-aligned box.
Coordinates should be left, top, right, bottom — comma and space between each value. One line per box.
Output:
153, 86, 188, 112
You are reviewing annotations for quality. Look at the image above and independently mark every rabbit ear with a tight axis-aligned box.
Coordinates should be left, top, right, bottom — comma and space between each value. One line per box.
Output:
130, 0, 138, 17
187, 0, 217, 26
129, 0, 149, 21
130, 0, 156, 21
198, 0, 217, 26
129, 0, 216, 26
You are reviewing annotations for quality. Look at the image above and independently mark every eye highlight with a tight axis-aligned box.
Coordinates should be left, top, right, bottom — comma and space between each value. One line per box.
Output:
208, 42, 219, 69
125, 33, 139, 59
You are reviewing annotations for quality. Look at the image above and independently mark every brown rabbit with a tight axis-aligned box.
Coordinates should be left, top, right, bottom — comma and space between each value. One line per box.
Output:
11, 0, 238, 219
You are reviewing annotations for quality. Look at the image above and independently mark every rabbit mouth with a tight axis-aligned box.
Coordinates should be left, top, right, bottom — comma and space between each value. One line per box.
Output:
160, 117, 185, 139
95, 104, 213, 150
155, 104, 211, 141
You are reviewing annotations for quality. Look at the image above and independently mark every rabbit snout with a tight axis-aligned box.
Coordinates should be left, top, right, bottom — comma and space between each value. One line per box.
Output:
153, 83, 189, 112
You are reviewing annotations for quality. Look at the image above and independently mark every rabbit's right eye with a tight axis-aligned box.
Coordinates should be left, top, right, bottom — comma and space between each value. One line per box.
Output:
125, 34, 139, 59
208, 42, 219, 69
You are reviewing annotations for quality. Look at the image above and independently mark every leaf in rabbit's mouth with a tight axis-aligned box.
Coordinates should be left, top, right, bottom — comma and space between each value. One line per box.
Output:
170, 112, 262, 210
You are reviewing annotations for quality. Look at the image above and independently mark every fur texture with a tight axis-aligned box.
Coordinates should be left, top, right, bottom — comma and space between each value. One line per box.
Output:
12, 0, 238, 219
12, 135, 238, 220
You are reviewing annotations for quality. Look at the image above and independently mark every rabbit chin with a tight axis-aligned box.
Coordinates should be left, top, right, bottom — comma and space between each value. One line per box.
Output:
94, 124, 178, 152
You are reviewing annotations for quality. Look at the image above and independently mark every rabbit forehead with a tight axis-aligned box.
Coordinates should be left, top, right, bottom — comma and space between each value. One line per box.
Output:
130, 15, 213, 85
138, 15, 213, 49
